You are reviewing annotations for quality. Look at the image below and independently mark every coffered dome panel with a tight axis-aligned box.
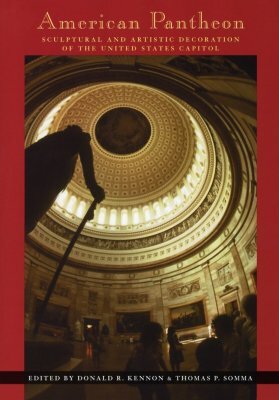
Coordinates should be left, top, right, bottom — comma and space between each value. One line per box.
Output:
51, 83, 196, 201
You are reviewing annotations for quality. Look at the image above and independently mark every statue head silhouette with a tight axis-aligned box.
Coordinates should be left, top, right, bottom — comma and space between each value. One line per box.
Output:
64, 125, 83, 134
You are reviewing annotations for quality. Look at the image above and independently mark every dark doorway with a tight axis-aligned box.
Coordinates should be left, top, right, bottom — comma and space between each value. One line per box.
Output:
224, 300, 239, 316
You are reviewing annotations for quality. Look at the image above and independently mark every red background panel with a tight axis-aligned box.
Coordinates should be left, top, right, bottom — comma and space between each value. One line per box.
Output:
0, 0, 278, 398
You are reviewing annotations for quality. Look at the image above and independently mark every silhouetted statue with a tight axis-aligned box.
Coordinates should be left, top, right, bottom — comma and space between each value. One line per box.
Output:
25, 125, 105, 234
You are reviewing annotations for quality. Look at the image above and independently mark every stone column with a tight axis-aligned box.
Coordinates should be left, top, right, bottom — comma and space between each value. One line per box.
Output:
153, 280, 166, 329
103, 285, 111, 312
230, 241, 250, 296
67, 280, 79, 331
102, 284, 113, 334
159, 280, 167, 330
71, 280, 84, 340
202, 262, 219, 315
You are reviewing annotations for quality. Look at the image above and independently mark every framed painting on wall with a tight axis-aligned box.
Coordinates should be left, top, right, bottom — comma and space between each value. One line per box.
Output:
224, 299, 239, 316
35, 298, 69, 328
116, 311, 150, 333
170, 300, 206, 330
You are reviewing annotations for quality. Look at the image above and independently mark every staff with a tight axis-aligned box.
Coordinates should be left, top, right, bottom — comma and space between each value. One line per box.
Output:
33, 199, 98, 336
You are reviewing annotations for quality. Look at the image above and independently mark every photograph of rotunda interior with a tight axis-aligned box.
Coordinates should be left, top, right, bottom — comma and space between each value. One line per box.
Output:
24, 55, 257, 400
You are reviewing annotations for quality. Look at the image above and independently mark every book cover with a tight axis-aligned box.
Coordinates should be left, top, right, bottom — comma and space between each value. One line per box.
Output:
0, 1, 278, 400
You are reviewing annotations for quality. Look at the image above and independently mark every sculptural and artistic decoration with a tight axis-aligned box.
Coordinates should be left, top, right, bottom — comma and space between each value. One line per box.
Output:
39, 279, 70, 298
245, 235, 257, 259
168, 56, 250, 78
168, 280, 200, 299
218, 264, 233, 286
117, 293, 149, 304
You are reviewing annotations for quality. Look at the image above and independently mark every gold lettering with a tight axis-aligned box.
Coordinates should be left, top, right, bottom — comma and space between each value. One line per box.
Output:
59, 20, 76, 29
37, 11, 56, 30
150, 11, 165, 29
212, 20, 220, 29
78, 21, 87, 29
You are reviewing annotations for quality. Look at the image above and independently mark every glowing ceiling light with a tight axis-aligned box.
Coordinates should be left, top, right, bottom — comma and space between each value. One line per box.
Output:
197, 141, 207, 155
56, 190, 68, 208
192, 164, 202, 179
36, 129, 49, 140
35, 94, 76, 142
153, 202, 161, 218
165, 204, 172, 213
76, 201, 86, 218
181, 185, 189, 196
132, 208, 140, 224
163, 196, 173, 213
143, 206, 151, 222
97, 207, 106, 224
109, 209, 117, 225
121, 209, 128, 226
66, 195, 77, 214
38, 117, 54, 132
174, 195, 182, 206
196, 153, 205, 168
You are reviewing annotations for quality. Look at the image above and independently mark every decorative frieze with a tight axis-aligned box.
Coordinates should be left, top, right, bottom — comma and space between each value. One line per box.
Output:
217, 264, 233, 286
168, 280, 200, 299
39, 279, 70, 298
245, 235, 257, 259
168, 56, 249, 78
117, 293, 149, 305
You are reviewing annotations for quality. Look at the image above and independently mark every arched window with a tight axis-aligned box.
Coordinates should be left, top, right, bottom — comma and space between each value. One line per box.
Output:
132, 208, 140, 224
66, 195, 77, 213
109, 209, 117, 225
143, 205, 151, 222
76, 201, 86, 218
98, 207, 106, 224
121, 209, 128, 226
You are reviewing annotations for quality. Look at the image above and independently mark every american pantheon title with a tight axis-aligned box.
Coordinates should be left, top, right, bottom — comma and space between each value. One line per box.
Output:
37, 11, 245, 31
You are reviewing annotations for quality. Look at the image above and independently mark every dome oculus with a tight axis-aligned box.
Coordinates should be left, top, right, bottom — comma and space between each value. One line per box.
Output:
95, 107, 151, 155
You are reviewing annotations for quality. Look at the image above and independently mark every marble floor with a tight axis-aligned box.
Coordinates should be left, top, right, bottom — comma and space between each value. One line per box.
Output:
75, 340, 250, 400
25, 339, 252, 400
77, 339, 198, 400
